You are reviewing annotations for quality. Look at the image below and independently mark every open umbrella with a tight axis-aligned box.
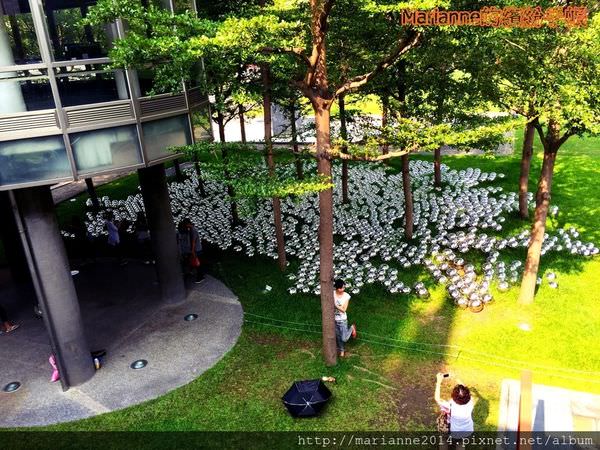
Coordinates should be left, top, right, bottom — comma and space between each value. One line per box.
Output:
282, 379, 332, 418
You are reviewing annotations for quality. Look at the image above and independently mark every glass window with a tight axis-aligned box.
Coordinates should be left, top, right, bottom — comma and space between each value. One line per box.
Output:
142, 115, 191, 161
138, 67, 183, 96
0, 68, 55, 112
191, 104, 212, 142
173, 0, 194, 14
0, 135, 71, 186
186, 61, 204, 89
0, 2, 41, 65
70, 125, 142, 175
56, 64, 129, 107
42, 0, 109, 61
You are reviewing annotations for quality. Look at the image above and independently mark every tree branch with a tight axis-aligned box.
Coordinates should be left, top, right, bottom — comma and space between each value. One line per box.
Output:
558, 127, 580, 147
335, 30, 422, 98
534, 121, 547, 147
303, 144, 417, 161
261, 47, 311, 68
305, 0, 335, 88
502, 37, 528, 53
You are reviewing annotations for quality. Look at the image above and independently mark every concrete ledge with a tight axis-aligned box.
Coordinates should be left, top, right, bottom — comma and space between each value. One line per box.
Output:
0, 275, 242, 428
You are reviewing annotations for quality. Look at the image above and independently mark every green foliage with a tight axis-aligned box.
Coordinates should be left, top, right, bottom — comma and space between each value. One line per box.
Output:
480, 4, 600, 144
176, 142, 332, 199
338, 115, 522, 157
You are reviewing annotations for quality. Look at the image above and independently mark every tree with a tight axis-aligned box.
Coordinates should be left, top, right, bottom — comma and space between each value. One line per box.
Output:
391, 27, 498, 187
275, 1, 422, 365
207, 0, 430, 365
483, 26, 549, 220
497, 12, 600, 304
87, 0, 451, 366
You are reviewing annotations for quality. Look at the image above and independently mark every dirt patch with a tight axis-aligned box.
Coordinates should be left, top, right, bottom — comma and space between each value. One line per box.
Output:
384, 358, 448, 430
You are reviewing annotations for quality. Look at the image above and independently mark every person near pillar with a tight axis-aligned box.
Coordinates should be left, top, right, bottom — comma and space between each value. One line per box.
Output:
177, 218, 205, 284
134, 212, 153, 265
104, 211, 127, 266
0, 304, 20, 334
66, 215, 95, 266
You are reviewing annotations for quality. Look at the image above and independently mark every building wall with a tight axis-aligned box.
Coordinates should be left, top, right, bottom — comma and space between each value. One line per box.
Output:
0, 0, 210, 192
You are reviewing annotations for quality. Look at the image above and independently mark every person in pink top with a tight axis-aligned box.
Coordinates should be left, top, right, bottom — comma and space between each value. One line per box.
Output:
333, 279, 357, 357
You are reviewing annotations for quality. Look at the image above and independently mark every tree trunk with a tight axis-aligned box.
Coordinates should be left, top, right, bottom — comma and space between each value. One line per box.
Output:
289, 102, 304, 180
217, 112, 226, 143
8, 16, 25, 61
193, 155, 206, 197
173, 158, 184, 181
402, 154, 413, 240
433, 147, 442, 187
518, 148, 557, 304
84, 177, 100, 209
217, 114, 240, 224
519, 120, 536, 219
381, 95, 390, 155
314, 102, 337, 366
338, 94, 349, 204
239, 105, 247, 144
262, 65, 287, 272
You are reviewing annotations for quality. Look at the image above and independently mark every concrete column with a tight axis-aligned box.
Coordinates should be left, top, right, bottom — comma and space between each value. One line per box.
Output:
138, 163, 186, 304
13, 186, 94, 388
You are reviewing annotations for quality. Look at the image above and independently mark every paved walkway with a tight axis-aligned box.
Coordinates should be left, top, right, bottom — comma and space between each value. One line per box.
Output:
0, 263, 242, 427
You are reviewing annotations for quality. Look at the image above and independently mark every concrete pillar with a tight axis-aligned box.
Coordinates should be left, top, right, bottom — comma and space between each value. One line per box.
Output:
13, 186, 94, 388
138, 163, 186, 304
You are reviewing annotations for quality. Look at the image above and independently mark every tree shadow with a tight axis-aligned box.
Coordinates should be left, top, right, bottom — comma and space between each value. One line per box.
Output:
470, 387, 490, 429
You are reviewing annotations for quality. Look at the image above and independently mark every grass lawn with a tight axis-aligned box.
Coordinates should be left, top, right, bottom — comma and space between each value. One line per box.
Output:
45, 130, 600, 431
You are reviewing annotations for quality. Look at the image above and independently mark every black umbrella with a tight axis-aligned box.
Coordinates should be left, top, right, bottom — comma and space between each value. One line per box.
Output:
282, 379, 332, 417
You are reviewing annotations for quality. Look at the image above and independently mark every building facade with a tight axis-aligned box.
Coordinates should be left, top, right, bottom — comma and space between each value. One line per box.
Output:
0, 0, 211, 191
0, 0, 211, 390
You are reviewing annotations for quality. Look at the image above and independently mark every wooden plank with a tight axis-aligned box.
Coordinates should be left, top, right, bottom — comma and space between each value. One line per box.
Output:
517, 370, 533, 450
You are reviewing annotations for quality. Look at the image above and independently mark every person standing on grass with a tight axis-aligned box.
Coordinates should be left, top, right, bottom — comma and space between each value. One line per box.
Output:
434, 372, 474, 443
333, 279, 356, 357
0, 304, 19, 334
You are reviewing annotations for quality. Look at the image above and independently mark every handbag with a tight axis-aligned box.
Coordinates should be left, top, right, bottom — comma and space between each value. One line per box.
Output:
189, 254, 201, 268
437, 411, 450, 434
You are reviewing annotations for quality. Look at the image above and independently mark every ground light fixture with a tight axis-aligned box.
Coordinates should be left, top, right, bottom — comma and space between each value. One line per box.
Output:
130, 359, 148, 370
3, 382, 21, 393
184, 313, 198, 321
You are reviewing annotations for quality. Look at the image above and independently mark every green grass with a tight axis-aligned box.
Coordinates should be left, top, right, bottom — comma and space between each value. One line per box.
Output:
44, 131, 600, 431
55, 173, 141, 227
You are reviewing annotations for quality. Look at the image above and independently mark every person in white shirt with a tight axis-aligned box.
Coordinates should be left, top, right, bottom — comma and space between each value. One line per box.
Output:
333, 279, 357, 357
434, 372, 474, 442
